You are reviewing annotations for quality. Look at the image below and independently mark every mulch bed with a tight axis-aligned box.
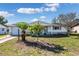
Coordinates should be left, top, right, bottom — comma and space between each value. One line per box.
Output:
18, 40, 68, 53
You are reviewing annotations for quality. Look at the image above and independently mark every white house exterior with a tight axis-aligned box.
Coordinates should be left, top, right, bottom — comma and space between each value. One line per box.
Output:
6, 21, 68, 36
8, 24, 30, 36
44, 24, 67, 35
0, 24, 7, 34
30, 21, 68, 36
7, 24, 22, 36
72, 24, 79, 33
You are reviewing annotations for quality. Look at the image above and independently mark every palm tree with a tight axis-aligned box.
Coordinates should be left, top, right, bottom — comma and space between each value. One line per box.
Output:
16, 22, 28, 41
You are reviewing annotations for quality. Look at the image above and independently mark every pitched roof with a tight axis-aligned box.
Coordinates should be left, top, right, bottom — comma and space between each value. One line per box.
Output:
7, 21, 67, 27
7, 24, 17, 27
70, 19, 79, 28
0, 24, 7, 28
30, 20, 66, 27
48, 23, 66, 27
29, 20, 50, 26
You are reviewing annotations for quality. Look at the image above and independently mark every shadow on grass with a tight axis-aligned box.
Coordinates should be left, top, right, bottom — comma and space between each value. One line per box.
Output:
22, 40, 67, 53
70, 34, 79, 36
32, 34, 69, 38
70, 34, 79, 39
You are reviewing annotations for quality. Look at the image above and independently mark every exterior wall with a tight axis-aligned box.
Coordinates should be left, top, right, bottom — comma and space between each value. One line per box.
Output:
43, 26, 67, 35
72, 25, 79, 33
0, 25, 7, 34
9, 25, 68, 36
10, 26, 21, 36
10, 26, 30, 36
0, 28, 7, 34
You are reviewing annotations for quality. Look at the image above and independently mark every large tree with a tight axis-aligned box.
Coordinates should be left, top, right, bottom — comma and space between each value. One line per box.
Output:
28, 23, 44, 41
0, 16, 8, 25
52, 13, 76, 35
58, 13, 76, 25
52, 17, 58, 23
16, 22, 28, 41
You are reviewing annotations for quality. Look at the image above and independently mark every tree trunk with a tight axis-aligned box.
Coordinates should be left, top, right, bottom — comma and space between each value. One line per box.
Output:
67, 27, 71, 36
37, 36, 38, 42
21, 30, 26, 41
17, 29, 20, 41
36, 33, 39, 42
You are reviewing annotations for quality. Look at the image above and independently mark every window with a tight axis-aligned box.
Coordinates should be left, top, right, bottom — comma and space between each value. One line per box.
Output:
2, 28, 4, 31
53, 26, 61, 30
7, 29, 9, 32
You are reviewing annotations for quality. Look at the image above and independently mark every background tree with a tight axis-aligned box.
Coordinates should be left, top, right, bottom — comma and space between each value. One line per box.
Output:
52, 12, 76, 35
0, 16, 8, 25
58, 13, 76, 24
16, 22, 28, 41
52, 17, 58, 23
28, 23, 44, 41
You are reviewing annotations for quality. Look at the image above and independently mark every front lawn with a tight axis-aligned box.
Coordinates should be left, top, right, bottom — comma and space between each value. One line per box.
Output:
0, 34, 79, 56
0, 35, 7, 39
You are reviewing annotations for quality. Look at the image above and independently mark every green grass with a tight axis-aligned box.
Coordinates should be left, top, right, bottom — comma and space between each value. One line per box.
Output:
0, 34, 79, 56
0, 35, 7, 39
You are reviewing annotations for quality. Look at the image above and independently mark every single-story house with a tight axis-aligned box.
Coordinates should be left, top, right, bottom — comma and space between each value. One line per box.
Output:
7, 21, 68, 36
0, 24, 7, 34
30, 21, 68, 36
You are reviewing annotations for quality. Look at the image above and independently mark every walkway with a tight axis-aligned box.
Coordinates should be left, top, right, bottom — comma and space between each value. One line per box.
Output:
0, 35, 16, 44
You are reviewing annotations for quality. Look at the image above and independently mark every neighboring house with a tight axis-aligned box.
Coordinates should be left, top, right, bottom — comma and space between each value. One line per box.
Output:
72, 23, 79, 33
71, 19, 79, 33
0, 24, 7, 34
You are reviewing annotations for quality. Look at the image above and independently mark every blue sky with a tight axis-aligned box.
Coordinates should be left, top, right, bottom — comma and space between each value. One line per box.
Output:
0, 3, 79, 24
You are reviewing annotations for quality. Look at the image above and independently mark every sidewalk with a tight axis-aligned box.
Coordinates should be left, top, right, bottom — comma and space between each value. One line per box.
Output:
0, 35, 16, 44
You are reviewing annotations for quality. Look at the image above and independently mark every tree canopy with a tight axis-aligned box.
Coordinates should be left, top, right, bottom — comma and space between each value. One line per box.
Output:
16, 22, 28, 41
52, 13, 76, 27
16, 22, 28, 30
28, 23, 44, 36
0, 16, 8, 25
55, 13, 76, 26
52, 12, 77, 35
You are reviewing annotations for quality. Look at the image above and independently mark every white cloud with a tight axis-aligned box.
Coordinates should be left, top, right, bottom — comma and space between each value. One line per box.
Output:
50, 7, 57, 11
32, 16, 46, 22
17, 3, 59, 14
44, 7, 57, 12
45, 3, 59, 7
0, 11, 14, 17
17, 8, 43, 14
44, 8, 49, 12
39, 16, 46, 19
32, 18, 39, 22
44, 3, 59, 12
